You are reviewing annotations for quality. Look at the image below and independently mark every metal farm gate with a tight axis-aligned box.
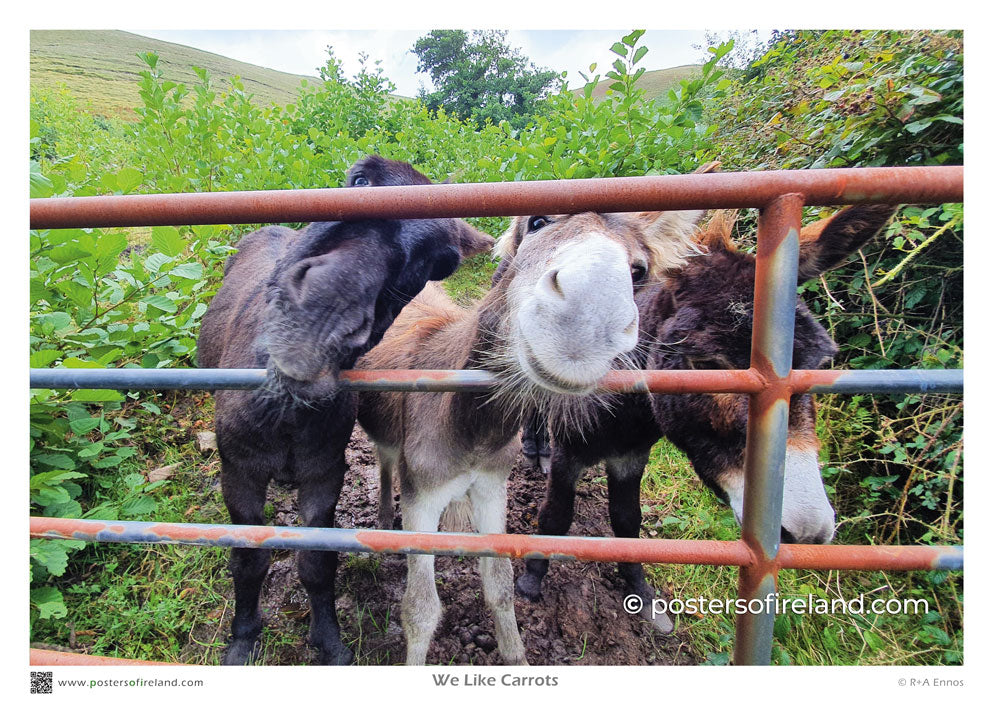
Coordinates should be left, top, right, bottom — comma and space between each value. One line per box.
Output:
29, 166, 964, 666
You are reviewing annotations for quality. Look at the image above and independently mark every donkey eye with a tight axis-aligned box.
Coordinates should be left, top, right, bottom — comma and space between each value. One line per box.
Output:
352, 175, 371, 187
527, 216, 551, 233
631, 262, 648, 284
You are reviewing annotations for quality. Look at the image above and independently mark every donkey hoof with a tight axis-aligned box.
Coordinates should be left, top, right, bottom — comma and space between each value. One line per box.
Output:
316, 643, 355, 666
222, 638, 261, 665
627, 591, 675, 634
538, 454, 552, 475
515, 573, 543, 602
639, 603, 674, 634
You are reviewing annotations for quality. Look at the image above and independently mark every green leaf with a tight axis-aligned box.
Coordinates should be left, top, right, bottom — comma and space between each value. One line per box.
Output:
44, 500, 83, 519
31, 540, 72, 576
30, 586, 68, 619
610, 42, 628, 57
33, 453, 76, 470
77, 442, 105, 458
904, 119, 934, 134
62, 357, 104, 369
169, 262, 204, 280
71, 389, 124, 402
30, 350, 62, 368
34, 485, 71, 506
143, 294, 178, 313
48, 245, 92, 265
144, 252, 174, 272
121, 495, 157, 516
151, 227, 186, 257
621, 29, 645, 47
116, 167, 143, 194
69, 418, 101, 434
30, 161, 54, 198
33, 311, 73, 332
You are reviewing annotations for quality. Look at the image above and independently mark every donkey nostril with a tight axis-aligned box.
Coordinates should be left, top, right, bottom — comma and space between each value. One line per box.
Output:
623, 317, 637, 335
288, 261, 312, 301
542, 269, 565, 299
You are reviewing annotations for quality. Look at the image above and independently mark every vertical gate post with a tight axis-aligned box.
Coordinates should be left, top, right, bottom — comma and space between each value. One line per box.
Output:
733, 194, 804, 665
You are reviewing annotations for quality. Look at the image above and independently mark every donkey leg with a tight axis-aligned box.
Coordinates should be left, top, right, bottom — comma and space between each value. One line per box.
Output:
515, 446, 583, 601
297, 464, 353, 665
605, 452, 674, 634
521, 411, 552, 475
521, 411, 539, 464
469, 472, 528, 665
535, 416, 552, 476
220, 469, 270, 665
376, 446, 400, 530
400, 492, 450, 665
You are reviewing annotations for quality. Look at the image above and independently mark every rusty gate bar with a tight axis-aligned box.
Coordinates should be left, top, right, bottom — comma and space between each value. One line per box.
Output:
733, 194, 805, 665
29, 517, 963, 571
29, 166, 963, 229
29, 648, 185, 666
29, 367, 962, 395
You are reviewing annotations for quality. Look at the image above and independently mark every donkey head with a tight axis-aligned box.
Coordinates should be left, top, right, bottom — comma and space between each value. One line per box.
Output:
263, 155, 491, 386
647, 204, 895, 544
489, 208, 704, 407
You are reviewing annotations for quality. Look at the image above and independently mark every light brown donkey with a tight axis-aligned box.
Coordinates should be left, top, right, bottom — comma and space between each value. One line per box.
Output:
356, 206, 706, 664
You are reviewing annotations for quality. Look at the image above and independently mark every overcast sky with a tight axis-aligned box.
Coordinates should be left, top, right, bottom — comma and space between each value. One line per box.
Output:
130, 30, 723, 98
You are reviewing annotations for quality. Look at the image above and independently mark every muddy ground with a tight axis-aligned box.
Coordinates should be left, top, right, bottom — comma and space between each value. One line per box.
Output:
189, 425, 699, 666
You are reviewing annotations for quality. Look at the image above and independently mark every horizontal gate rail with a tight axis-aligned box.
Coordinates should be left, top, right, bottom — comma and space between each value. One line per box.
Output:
29, 367, 963, 395
30, 517, 964, 572
29, 648, 186, 666
30, 166, 962, 229
28, 165, 964, 666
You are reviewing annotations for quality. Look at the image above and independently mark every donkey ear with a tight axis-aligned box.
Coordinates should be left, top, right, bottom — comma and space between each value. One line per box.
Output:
631, 162, 720, 270
797, 204, 896, 282
634, 209, 707, 273
455, 221, 494, 259
493, 216, 527, 263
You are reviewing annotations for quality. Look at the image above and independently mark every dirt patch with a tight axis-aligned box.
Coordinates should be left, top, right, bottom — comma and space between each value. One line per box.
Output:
200, 425, 699, 666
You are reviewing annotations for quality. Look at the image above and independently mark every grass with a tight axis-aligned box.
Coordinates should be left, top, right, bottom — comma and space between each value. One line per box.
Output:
31, 30, 318, 121
31, 31, 701, 123
572, 64, 703, 103
638, 437, 963, 666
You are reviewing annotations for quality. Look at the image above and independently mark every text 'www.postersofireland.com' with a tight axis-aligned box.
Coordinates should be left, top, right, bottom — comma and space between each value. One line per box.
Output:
623, 592, 929, 618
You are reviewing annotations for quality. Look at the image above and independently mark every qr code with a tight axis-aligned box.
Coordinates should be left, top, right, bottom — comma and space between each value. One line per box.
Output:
30, 671, 53, 694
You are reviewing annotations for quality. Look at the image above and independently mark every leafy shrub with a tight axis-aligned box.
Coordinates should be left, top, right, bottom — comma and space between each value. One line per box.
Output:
709, 30, 963, 548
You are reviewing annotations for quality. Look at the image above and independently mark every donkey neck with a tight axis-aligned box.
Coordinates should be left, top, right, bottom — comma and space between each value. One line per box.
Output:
434, 288, 527, 452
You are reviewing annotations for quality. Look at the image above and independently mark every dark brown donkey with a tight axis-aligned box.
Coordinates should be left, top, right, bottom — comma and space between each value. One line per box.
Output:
197, 155, 493, 665
514, 204, 896, 634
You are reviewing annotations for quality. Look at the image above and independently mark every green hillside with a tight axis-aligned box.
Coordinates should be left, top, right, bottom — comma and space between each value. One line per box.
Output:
30, 30, 317, 120
572, 64, 702, 102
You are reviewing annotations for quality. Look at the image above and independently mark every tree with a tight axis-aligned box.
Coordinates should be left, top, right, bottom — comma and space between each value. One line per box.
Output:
411, 30, 559, 129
